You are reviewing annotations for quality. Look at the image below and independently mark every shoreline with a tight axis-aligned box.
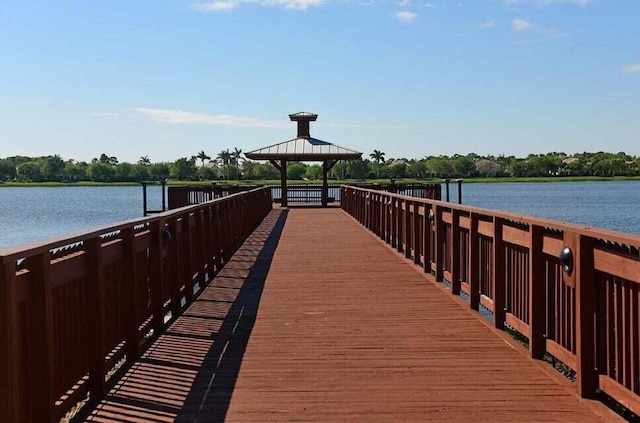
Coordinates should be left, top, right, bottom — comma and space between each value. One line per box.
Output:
1, 176, 640, 187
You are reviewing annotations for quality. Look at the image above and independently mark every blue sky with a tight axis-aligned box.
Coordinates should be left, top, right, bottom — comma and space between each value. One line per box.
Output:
0, 0, 638, 163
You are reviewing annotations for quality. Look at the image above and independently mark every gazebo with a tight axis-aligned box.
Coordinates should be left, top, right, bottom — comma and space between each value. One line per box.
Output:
245, 112, 362, 207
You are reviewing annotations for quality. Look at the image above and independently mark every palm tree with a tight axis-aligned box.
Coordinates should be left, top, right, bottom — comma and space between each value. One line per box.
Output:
231, 148, 244, 180
370, 149, 386, 178
217, 149, 232, 180
195, 151, 211, 180
138, 155, 151, 165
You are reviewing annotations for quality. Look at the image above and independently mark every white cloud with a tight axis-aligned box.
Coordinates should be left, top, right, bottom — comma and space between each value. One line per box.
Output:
512, 18, 534, 31
90, 112, 120, 117
535, 0, 590, 5
395, 11, 417, 22
192, 0, 325, 11
131, 108, 289, 128
479, 20, 494, 29
621, 63, 640, 74
192, 1, 237, 11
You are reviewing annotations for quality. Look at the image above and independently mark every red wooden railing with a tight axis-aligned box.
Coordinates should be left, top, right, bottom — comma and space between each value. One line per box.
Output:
0, 187, 272, 422
341, 185, 640, 415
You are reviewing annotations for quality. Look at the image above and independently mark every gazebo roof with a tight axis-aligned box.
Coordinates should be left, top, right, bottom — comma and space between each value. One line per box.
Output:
245, 112, 362, 162
245, 137, 362, 161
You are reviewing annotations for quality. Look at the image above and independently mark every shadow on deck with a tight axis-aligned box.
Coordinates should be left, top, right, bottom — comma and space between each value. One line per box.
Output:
83, 210, 288, 422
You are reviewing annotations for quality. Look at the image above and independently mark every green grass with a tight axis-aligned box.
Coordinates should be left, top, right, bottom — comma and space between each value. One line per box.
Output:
2, 175, 639, 187
0, 181, 145, 187
461, 175, 640, 183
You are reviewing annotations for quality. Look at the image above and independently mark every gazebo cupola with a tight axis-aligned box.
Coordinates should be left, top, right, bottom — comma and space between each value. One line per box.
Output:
289, 112, 318, 138
245, 112, 362, 207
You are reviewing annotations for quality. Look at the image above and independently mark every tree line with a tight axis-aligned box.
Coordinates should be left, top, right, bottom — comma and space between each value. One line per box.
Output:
0, 150, 638, 183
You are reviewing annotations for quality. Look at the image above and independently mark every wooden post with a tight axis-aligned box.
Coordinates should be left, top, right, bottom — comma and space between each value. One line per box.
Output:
451, 209, 461, 295
168, 220, 182, 319
423, 205, 432, 274
390, 198, 397, 249
322, 161, 329, 207
397, 199, 404, 253
404, 200, 411, 259
0, 260, 21, 422
529, 224, 546, 359
413, 202, 421, 265
565, 231, 598, 398
434, 205, 444, 282
213, 203, 222, 271
85, 237, 106, 399
281, 160, 288, 207
149, 220, 165, 334
493, 217, 506, 329
28, 252, 55, 422
469, 214, 480, 310
141, 182, 148, 217
122, 228, 140, 363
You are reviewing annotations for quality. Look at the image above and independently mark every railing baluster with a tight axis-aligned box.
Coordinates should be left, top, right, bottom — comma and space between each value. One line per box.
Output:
85, 237, 107, 400
0, 259, 21, 422
122, 227, 140, 363
529, 224, 545, 359
28, 251, 55, 422
493, 217, 506, 329
469, 213, 480, 310
149, 219, 166, 334
451, 209, 461, 295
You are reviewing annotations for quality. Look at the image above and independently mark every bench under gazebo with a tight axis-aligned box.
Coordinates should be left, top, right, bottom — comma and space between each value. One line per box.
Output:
245, 112, 362, 207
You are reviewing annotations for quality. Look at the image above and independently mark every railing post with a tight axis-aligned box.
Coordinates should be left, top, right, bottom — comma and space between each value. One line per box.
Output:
493, 217, 506, 329
451, 209, 461, 295
391, 198, 397, 249
149, 220, 166, 334
396, 199, 404, 253
434, 205, 444, 282
122, 227, 140, 363
404, 199, 411, 259
413, 201, 421, 265
213, 203, 222, 271
529, 224, 546, 359
194, 209, 206, 286
85, 237, 107, 400
28, 252, 55, 422
0, 259, 21, 422
423, 205, 432, 274
469, 214, 480, 310
167, 219, 182, 318
565, 231, 598, 398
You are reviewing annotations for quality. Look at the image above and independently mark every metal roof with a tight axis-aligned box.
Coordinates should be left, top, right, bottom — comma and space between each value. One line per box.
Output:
289, 112, 318, 121
245, 137, 362, 161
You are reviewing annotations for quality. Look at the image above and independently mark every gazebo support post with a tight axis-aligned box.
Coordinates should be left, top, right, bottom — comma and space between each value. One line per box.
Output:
321, 160, 338, 208
322, 160, 329, 207
281, 160, 288, 207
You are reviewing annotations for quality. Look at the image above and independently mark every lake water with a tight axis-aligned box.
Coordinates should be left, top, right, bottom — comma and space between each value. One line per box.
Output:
0, 181, 638, 249
0, 186, 165, 249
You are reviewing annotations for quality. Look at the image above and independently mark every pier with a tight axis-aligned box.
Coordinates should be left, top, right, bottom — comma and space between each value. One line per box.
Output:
1, 186, 639, 422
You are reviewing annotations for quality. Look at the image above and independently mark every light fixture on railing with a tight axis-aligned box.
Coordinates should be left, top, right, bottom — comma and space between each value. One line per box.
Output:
162, 229, 172, 249
558, 247, 573, 275
428, 209, 435, 225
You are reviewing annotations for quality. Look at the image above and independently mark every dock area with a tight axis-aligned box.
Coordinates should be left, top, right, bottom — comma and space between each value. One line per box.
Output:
84, 207, 620, 422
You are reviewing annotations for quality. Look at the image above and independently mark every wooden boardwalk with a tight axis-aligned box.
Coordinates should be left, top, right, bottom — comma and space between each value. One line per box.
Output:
84, 207, 621, 422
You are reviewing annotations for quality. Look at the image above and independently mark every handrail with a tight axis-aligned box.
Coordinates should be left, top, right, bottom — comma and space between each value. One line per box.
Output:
0, 187, 273, 422
341, 184, 640, 416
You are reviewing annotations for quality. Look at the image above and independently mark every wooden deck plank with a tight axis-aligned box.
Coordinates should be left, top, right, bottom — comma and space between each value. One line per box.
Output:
85, 208, 618, 422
